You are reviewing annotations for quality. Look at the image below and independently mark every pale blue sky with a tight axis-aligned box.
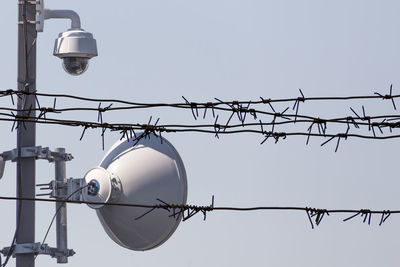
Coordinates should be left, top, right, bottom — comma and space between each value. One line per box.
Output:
1, 1, 400, 266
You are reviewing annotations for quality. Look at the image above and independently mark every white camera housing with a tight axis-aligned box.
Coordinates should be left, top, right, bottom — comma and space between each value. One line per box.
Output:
36, 1, 98, 76
53, 29, 98, 75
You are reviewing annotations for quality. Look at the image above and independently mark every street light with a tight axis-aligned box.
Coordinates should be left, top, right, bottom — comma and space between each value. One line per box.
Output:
36, 0, 98, 75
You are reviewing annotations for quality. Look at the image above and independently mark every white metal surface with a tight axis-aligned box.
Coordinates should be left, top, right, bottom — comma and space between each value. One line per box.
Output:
36, 0, 82, 32
53, 29, 98, 59
83, 167, 113, 209
35, 0, 45, 32
54, 147, 69, 263
86, 135, 188, 251
45, 9, 81, 29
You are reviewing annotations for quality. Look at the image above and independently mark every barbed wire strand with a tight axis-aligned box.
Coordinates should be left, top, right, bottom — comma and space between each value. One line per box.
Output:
1, 113, 400, 152
1, 87, 400, 149
1, 86, 399, 108
0, 195, 397, 229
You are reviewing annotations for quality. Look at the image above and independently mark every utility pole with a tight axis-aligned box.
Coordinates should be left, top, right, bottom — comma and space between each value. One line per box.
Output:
16, 1, 36, 267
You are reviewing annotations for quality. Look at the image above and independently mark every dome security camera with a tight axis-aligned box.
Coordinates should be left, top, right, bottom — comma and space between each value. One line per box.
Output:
35, 1, 99, 76
53, 29, 98, 76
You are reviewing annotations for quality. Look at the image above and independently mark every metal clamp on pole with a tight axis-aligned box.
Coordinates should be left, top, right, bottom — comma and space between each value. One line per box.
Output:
35, 174, 84, 264
1, 146, 77, 263
35, 148, 81, 263
1, 146, 73, 162
35, 147, 79, 264
0, 146, 73, 179
1, 146, 51, 162
1, 242, 75, 259
37, 178, 85, 200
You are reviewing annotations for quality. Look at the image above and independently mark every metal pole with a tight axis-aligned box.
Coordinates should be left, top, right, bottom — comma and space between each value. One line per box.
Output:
54, 148, 68, 264
16, 1, 37, 267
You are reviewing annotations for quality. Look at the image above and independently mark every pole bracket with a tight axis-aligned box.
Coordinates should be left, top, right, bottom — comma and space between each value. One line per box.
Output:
0, 146, 73, 163
1, 243, 75, 258
37, 178, 85, 200
0, 146, 73, 180
36, 0, 82, 32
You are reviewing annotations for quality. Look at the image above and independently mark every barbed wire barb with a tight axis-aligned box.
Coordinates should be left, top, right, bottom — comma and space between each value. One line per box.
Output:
308, 208, 329, 228
214, 115, 220, 138
305, 208, 315, 229
361, 209, 372, 225
34, 90, 41, 111
379, 210, 391, 226
183, 96, 199, 120
101, 127, 107, 150
79, 126, 88, 141
4, 89, 15, 106
374, 84, 397, 110
292, 89, 305, 122
320, 136, 335, 148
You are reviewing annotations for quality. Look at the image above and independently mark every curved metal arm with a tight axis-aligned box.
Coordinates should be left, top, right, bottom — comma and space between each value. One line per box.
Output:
44, 9, 81, 29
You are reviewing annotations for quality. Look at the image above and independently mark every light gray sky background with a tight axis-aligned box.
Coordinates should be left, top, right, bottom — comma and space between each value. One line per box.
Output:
1, 1, 400, 266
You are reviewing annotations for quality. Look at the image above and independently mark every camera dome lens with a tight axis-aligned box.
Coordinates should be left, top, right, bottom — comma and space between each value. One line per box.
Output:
62, 57, 89, 76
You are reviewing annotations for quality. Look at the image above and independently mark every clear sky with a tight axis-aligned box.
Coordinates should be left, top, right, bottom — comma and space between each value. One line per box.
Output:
1, 1, 400, 266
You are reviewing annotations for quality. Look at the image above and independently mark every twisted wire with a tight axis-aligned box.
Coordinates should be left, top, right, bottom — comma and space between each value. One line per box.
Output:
0, 195, 395, 228
1, 87, 400, 151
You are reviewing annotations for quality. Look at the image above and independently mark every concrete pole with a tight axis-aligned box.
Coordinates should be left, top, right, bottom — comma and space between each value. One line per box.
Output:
54, 148, 68, 264
16, 1, 37, 267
